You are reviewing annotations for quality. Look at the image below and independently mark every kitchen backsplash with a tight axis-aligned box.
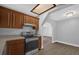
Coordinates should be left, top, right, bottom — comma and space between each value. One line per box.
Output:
0, 28, 37, 35
0, 28, 22, 35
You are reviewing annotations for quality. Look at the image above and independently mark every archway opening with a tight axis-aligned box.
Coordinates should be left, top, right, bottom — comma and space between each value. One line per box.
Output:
42, 22, 53, 48
42, 22, 52, 37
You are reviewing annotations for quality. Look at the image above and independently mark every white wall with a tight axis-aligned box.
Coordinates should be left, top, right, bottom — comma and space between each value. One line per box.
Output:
38, 5, 56, 35
41, 22, 52, 37
55, 17, 79, 46
45, 19, 56, 42
38, 11, 49, 35
39, 12, 57, 37
39, 12, 48, 28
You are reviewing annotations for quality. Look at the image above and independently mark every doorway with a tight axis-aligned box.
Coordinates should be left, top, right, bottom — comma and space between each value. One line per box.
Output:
42, 22, 53, 48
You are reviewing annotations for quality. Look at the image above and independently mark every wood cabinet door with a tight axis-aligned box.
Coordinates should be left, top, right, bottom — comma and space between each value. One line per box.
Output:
0, 7, 11, 28
12, 11, 24, 28
38, 36, 42, 50
27, 16, 32, 24
32, 17, 39, 30
35, 19, 39, 30
24, 15, 28, 23
6, 39, 25, 55
24, 15, 33, 24
29, 16, 34, 24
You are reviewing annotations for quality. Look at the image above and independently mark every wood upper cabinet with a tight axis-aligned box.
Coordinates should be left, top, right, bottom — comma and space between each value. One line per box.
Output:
0, 6, 12, 28
0, 6, 24, 29
24, 15, 32, 24
30, 17, 35, 24
24, 15, 39, 30
31, 17, 39, 30
24, 15, 28, 23
0, 6, 39, 29
12, 11, 24, 28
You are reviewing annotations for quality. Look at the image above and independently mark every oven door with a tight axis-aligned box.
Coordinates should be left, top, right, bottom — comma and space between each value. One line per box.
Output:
26, 40, 38, 52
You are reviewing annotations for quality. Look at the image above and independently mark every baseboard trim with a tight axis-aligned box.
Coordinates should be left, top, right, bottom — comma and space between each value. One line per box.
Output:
53, 40, 79, 47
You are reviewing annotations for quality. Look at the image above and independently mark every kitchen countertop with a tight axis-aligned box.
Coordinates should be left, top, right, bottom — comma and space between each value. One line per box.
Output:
0, 35, 25, 55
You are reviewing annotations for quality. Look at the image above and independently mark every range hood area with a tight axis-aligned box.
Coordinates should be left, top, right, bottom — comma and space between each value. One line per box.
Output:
23, 23, 36, 29
21, 23, 38, 37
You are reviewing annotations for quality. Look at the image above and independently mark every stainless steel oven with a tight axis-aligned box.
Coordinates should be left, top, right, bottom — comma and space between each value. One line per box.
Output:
25, 37, 38, 55
21, 23, 38, 55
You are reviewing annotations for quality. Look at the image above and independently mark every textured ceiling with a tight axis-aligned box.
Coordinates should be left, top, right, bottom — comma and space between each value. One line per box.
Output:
1, 4, 78, 22
47, 4, 79, 21
0, 4, 38, 17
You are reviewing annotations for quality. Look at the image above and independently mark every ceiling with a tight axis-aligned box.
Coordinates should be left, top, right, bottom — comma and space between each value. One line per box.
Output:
0, 4, 38, 17
1, 4, 78, 22
47, 4, 79, 21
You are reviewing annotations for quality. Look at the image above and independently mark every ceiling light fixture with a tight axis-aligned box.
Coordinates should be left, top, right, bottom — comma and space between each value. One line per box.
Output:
31, 4, 56, 15
64, 11, 76, 17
